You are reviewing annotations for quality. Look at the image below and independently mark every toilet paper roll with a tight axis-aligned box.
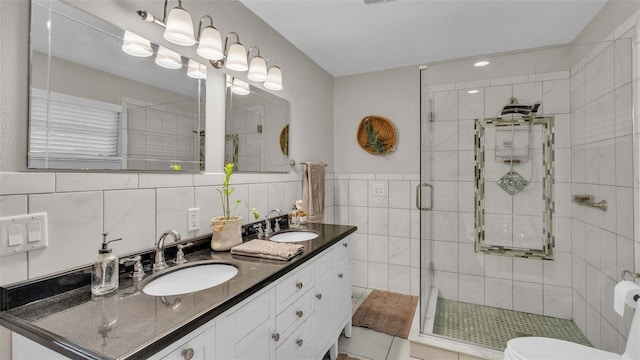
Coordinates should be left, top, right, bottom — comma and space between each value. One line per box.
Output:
614, 280, 640, 317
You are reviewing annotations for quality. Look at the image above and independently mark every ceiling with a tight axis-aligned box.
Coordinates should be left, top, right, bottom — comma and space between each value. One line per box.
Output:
239, 0, 608, 77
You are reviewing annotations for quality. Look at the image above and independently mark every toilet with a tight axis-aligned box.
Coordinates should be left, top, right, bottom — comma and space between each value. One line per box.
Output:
504, 298, 640, 360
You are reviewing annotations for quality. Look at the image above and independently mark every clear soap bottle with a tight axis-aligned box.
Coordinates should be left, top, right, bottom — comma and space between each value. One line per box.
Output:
92, 234, 122, 296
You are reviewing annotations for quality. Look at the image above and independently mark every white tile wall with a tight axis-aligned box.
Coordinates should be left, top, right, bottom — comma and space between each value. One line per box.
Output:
0, 172, 303, 284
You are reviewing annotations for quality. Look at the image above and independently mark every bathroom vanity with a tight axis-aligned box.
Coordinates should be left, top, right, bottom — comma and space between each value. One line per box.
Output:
1, 223, 356, 360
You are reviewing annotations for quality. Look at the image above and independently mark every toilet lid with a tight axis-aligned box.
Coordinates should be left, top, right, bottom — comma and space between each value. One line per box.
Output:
506, 337, 620, 360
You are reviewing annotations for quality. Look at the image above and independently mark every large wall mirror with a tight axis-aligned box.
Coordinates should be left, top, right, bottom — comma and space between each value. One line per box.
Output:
225, 77, 290, 172
29, 0, 290, 173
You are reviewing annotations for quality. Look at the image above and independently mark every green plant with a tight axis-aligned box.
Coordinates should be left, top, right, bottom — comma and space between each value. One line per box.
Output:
364, 121, 388, 154
218, 163, 260, 220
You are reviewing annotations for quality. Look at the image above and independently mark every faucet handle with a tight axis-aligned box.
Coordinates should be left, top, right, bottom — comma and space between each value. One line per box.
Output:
175, 243, 193, 264
274, 220, 280, 232
253, 223, 265, 239
120, 255, 145, 280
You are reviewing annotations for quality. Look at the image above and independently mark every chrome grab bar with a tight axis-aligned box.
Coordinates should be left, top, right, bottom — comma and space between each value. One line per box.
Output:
416, 183, 433, 211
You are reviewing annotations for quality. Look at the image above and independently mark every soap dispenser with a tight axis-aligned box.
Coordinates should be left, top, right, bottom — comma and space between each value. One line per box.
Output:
92, 233, 122, 296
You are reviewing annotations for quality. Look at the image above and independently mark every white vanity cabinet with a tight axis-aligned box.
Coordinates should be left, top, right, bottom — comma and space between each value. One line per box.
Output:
11, 237, 352, 360
313, 238, 352, 360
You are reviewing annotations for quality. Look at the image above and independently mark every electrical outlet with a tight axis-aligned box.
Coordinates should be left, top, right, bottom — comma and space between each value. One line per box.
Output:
373, 183, 385, 196
187, 208, 200, 232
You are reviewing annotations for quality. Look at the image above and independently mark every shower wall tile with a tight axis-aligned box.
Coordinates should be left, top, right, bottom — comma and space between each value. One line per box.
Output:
433, 91, 458, 121
458, 212, 475, 244
543, 284, 572, 319
388, 181, 410, 209
555, 217, 572, 253
458, 243, 484, 275
458, 119, 475, 151
368, 234, 389, 263
555, 114, 571, 149
542, 251, 572, 287
615, 135, 633, 187
433, 241, 458, 273
585, 264, 602, 310
601, 318, 619, 353
350, 233, 368, 261
349, 180, 368, 206
542, 79, 570, 115
458, 274, 484, 305
485, 278, 512, 309
555, 149, 572, 183
388, 236, 411, 266
513, 257, 542, 284
597, 44, 615, 98
433, 181, 458, 212
513, 82, 542, 107
573, 292, 588, 333
434, 271, 458, 300
433, 211, 458, 243
388, 265, 411, 294
586, 305, 602, 348
484, 85, 512, 117
513, 281, 543, 315
389, 209, 410, 237
484, 255, 513, 280
433, 151, 458, 181
368, 262, 389, 290
458, 89, 484, 120
458, 182, 474, 213
433, 121, 459, 151
368, 207, 389, 235
348, 206, 368, 234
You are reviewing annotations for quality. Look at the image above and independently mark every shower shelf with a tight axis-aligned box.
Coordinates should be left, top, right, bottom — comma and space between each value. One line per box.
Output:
572, 194, 607, 211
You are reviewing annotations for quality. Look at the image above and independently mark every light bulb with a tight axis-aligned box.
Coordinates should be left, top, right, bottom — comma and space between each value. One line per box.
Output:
225, 43, 248, 72
247, 56, 267, 82
231, 78, 250, 95
155, 46, 182, 69
187, 59, 207, 79
264, 66, 282, 91
164, 6, 195, 46
197, 26, 223, 60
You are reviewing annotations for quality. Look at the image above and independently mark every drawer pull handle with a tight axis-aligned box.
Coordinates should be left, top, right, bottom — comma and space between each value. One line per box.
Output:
296, 282, 303, 289
181, 348, 194, 360
272, 333, 280, 341
343, 242, 348, 247
296, 310, 304, 317
296, 339, 304, 347
338, 273, 344, 278
316, 293, 322, 300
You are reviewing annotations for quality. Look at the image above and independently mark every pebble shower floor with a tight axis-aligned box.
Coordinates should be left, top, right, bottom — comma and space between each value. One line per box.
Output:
433, 298, 592, 350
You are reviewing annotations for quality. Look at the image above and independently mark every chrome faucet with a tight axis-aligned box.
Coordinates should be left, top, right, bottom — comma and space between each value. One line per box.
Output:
265, 209, 282, 235
154, 230, 181, 271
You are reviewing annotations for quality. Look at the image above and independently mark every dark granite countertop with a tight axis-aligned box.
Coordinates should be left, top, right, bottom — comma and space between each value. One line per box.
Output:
0, 223, 357, 360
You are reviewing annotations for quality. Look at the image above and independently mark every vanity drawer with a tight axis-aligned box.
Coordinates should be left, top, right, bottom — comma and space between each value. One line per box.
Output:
336, 238, 350, 260
276, 288, 314, 342
275, 263, 313, 314
161, 331, 206, 360
275, 317, 313, 360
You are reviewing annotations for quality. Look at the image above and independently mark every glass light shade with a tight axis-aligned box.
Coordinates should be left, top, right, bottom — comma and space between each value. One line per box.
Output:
163, 7, 196, 46
197, 26, 223, 60
225, 43, 248, 71
231, 78, 250, 95
155, 46, 182, 69
247, 56, 267, 82
264, 66, 283, 90
187, 59, 207, 79
122, 31, 153, 57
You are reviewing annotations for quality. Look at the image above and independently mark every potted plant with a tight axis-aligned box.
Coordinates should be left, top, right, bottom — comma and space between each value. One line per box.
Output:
210, 163, 259, 251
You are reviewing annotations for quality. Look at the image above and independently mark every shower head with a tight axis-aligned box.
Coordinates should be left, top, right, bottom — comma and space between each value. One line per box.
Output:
501, 102, 540, 116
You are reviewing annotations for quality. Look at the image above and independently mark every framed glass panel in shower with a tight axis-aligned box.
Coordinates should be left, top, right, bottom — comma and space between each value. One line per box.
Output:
474, 115, 555, 259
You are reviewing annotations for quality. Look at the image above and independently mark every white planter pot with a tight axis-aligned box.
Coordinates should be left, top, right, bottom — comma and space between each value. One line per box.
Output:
210, 216, 243, 251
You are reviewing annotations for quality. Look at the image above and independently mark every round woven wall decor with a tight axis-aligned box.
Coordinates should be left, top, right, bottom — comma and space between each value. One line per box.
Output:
356, 115, 397, 155
279, 124, 289, 156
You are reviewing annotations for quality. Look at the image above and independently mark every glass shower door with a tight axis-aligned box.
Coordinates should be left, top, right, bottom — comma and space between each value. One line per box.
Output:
418, 68, 435, 332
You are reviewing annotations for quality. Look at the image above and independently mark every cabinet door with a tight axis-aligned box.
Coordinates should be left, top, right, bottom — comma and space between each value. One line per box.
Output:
222, 288, 276, 360
335, 239, 352, 330
314, 266, 336, 357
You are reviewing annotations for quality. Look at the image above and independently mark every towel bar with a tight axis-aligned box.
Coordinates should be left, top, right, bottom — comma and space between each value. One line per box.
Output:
289, 159, 327, 167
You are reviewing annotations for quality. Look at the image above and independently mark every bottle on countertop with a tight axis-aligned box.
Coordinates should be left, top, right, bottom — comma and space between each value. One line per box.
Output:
288, 202, 300, 229
91, 234, 122, 296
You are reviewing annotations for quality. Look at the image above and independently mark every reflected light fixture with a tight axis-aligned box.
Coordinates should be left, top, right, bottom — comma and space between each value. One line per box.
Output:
264, 65, 283, 91
247, 46, 267, 82
474, 60, 490, 67
196, 15, 223, 61
121, 30, 153, 57
223, 32, 248, 72
187, 59, 207, 79
231, 77, 250, 95
467, 89, 479, 94
155, 46, 182, 69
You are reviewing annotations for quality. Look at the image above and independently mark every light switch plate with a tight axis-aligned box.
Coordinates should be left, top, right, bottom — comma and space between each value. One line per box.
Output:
187, 208, 200, 232
372, 183, 385, 196
0, 213, 48, 257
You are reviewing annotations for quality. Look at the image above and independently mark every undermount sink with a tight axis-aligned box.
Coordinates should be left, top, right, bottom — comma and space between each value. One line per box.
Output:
268, 230, 319, 243
142, 261, 238, 297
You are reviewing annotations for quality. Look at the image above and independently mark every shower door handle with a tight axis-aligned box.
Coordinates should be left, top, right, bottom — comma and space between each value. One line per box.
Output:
416, 183, 433, 211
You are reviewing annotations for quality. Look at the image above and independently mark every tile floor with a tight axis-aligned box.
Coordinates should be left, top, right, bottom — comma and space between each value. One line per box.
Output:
336, 287, 421, 360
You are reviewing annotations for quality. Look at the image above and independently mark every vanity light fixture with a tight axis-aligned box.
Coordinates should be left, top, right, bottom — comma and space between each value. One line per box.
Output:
121, 30, 153, 57
137, 0, 283, 89
473, 60, 490, 67
264, 65, 283, 91
155, 46, 182, 69
247, 46, 267, 82
223, 32, 248, 72
196, 15, 223, 61
187, 59, 207, 79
